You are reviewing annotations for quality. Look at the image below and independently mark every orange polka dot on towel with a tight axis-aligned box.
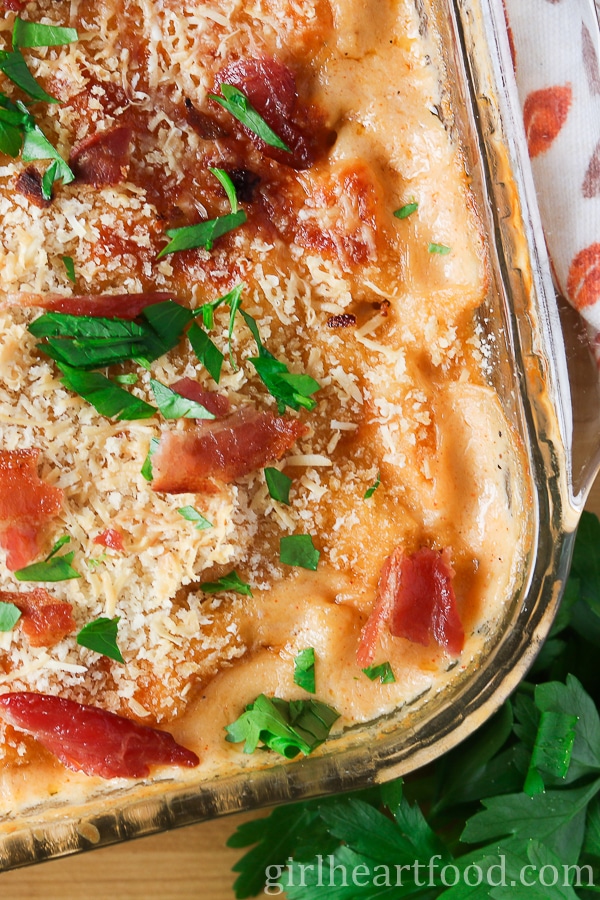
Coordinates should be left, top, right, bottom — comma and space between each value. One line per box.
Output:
523, 85, 572, 158
567, 243, 600, 309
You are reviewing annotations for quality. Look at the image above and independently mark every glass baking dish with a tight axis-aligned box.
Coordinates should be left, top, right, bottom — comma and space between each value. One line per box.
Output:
1, 0, 599, 872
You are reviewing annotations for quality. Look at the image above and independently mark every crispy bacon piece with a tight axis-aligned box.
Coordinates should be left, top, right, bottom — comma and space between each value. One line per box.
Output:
171, 377, 230, 418
0, 589, 75, 647
5, 291, 173, 319
151, 406, 307, 494
214, 57, 333, 169
14, 166, 52, 209
70, 125, 133, 186
94, 528, 125, 552
357, 547, 464, 666
0, 692, 200, 778
0, 450, 63, 571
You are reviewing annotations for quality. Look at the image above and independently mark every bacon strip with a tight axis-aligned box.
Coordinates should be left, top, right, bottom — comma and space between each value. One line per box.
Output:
151, 406, 307, 494
70, 125, 133, 186
0, 692, 199, 778
171, 377, 230, 418
4, 291, 173, 319
357, 547, 464, 666
0, 589, 75, 647
0, 450, 63, 571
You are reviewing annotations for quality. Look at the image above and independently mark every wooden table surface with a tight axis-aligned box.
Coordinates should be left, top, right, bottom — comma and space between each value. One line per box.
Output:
3, 477, 600, 899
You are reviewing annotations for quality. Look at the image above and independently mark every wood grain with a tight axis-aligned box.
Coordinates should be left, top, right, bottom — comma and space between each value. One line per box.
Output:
2, 478, 600, 899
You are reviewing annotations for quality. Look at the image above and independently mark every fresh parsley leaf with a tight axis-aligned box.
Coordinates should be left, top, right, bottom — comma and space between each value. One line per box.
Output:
209, 83, 291, 152
0, 48, 58, 103
140, 300, 195, 362
61, 254, 76, 283
12, 18, 78, 49
394, 201, 418, 219
250, 353, 320, 413
524, 710, 578, 796
363, 471, 381, 499
188, 321, 224, 384
362, 662, 396, 684
77, 616, 124, 663
209, 166, 239, 213
112, 373, 138, 385
280, 534, 320, 571
86, 551, 107, 570
58, 365, 157, 421
571, 510, 600, 615
150, 378, 215, 420
0, 602, 21, 632
141, 436, 160, 481
264, 467, 292, 505
21, 123, 74, 183
14, 541, 81, 582
293, 648, 316, 694
201, 571, 253, 597
196, 283, 245, 331
428, 242, 451, 255
157, 209, 247, 258
225, 694, 339, 758
177, 505, 213, 530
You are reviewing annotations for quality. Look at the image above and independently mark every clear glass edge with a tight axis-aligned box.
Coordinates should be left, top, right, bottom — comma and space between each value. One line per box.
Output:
0, 0, 590, 871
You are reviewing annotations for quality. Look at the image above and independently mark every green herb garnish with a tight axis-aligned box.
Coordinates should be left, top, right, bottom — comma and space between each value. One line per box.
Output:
293, 648, 316, 694
209, 83, 291, 153
279, 534, 320, 571
428, 242, 451, 255
141, 436, 160, 481
14, 535, 80, 582
177, 505, 213, 530
188, 321, 224, 384
0, 49, 58, 103
362, 662, 396, 684
264, 467, 292, 505
58, 365, 156, 421
197, 283, 244, 331
225, 694, 339, 758
157, 209, 247, 259
77, 616, 124, 663
201, 570, 253, 597
112, 373, 138, 385
394, 201, 418, 219
61, 255, 76, 283
0, 602, 21, 632
12, 18, 78, 50
150, 378, 215, 420
209, 166, 239, 214
363, 471, 381, 500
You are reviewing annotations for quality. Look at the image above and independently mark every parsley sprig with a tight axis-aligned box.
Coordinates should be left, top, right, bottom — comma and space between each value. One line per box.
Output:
225, 694, 339, 758
209, 83, 292, 153
228, 511, 600, 899
14, 535, 80, 582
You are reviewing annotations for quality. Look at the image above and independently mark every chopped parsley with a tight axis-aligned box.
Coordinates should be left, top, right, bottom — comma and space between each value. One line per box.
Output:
177, 505, 213, 530
58, 365, 157, 421
0, 49, 58, 103
187, 321, 224, 384
362, 662, 396, 684
293, 648, 316, 694
12, 18, 78, 50
14, 535, 81, 583
394, 201, 418, 219
77, 616, 124, 663
209, 166, 239, 214
201, 570, 253, 597
61, 255, 76, 283
157, 209, 247, 259
0, 602, 21, 632
279, 534, 320, 571
264, 467, 292, 505
428, 242, 451, 255
363, 471, 381, 499
209, 83, 291, 153
140, 436, 160, 481
225, 694, 339, 758
150, 378, 215, 420
196, 283, 244, 331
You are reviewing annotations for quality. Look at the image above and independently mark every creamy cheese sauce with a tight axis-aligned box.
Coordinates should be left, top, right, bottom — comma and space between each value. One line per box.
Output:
0, 0, 530, 822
